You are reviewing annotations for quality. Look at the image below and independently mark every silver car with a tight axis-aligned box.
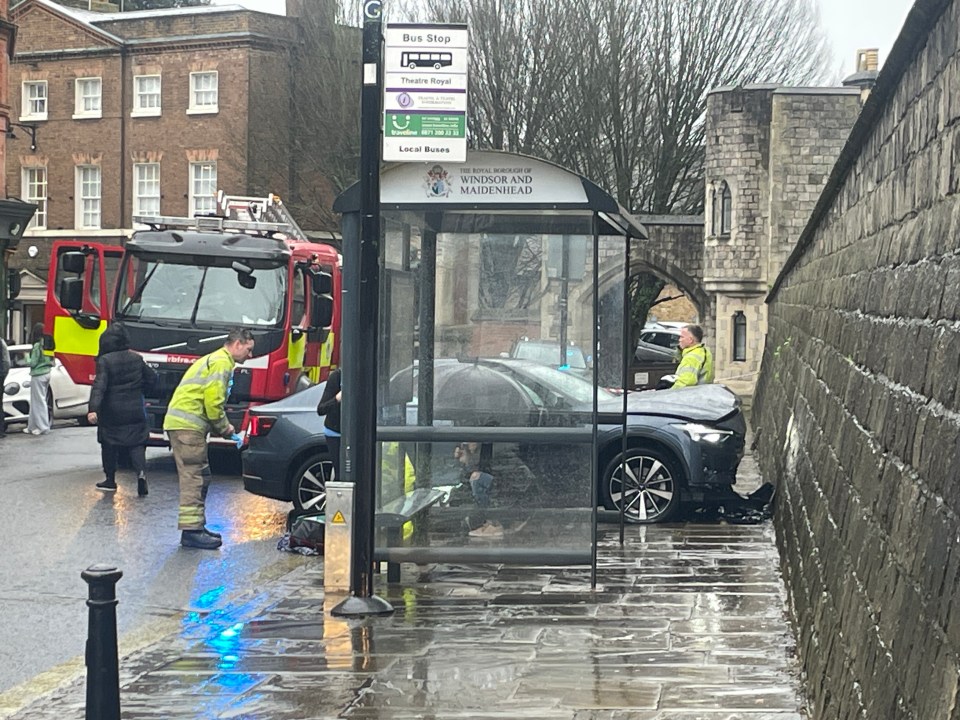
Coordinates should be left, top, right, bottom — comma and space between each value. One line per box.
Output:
635, 324, 681, 363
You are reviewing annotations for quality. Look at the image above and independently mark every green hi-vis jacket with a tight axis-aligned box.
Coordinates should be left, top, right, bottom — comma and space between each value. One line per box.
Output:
163, 346, 235, 437
672, 343, 715, 388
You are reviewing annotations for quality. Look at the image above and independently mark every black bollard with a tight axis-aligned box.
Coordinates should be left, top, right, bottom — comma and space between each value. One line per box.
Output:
81, 564, 123, 720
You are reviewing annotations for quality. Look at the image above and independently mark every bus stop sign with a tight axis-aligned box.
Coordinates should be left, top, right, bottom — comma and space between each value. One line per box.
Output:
383, 23, 468, 163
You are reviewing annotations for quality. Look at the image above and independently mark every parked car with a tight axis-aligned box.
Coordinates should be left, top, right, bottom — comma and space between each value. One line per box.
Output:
635, 323, 682, 363
242, 358, 746, 524
242, 381, 332, 513
504, 337, 590, 376
2, 344, 91, 427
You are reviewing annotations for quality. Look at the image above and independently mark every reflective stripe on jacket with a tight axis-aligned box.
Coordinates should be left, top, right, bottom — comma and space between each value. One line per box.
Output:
163, 347, 235, 436
672, 343, 714, 388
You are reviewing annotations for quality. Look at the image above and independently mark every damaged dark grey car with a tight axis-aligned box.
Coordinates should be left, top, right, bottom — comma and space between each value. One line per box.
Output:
242, 358, 746, 524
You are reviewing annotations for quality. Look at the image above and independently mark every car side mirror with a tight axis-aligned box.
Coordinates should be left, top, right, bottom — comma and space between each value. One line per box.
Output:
61, 251, 86, 275
310, 268, 332, 295
59, 277, 84, 311
311, 295, 333, 329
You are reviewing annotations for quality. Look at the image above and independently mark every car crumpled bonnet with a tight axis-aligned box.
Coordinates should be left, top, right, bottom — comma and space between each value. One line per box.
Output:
598, 383, 741, 424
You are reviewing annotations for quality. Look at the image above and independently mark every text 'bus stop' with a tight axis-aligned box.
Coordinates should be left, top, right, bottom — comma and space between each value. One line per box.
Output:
334, 150, 646, 584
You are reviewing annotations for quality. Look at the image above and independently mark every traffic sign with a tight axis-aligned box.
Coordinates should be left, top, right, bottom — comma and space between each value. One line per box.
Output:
383, 23, 468, 162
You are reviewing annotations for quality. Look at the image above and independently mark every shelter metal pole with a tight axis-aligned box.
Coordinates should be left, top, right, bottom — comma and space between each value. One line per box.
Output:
619, 236, 631, 545
560, 234, 569, 367
332, 0, 392, 617
591, 216, 600, 589
417, 223, 438, 489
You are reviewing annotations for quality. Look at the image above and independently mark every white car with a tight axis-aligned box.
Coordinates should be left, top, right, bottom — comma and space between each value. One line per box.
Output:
2, 345, 91, 427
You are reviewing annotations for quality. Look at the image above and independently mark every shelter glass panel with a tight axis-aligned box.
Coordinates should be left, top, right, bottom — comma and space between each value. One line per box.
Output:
376, 209, 600, 563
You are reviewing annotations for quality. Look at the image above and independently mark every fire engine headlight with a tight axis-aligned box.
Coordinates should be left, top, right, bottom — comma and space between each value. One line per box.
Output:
673, 422, 733, 444
4, 382, 19, 396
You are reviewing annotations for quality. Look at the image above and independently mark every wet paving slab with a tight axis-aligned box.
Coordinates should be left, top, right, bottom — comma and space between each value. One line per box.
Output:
4, 519, 806, 719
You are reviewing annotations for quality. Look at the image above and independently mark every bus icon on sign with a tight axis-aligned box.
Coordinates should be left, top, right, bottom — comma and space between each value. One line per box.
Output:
401, 50, 453, 70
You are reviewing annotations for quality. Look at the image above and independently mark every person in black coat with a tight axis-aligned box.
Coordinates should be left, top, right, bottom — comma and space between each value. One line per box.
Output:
87, 324, 158, 495
315, 368, 341, 479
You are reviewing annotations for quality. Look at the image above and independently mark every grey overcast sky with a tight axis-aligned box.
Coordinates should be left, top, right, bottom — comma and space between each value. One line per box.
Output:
217, 0, 916, 79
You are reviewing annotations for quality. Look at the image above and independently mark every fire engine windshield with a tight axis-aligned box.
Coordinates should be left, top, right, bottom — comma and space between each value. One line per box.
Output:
114, 255, 287, 328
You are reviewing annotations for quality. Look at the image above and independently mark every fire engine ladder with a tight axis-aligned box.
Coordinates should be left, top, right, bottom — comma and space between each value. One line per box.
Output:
216, 191, 309, 241
132, 192, 308, 239
132, 214, 296, 237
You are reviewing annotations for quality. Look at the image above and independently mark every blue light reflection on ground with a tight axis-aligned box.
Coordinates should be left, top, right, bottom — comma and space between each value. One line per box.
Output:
195, 585, 227, 609
179, 585, 265, 716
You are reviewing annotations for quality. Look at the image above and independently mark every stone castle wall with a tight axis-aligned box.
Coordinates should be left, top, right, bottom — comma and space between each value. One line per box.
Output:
753, 0, 960, 715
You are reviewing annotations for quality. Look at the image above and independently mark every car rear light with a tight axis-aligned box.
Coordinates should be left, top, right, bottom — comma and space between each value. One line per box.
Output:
248, 415, 277, 437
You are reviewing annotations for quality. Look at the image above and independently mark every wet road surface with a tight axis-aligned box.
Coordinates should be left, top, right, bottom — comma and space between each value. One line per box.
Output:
0, 423, 309, 702
0, 442, 806, 719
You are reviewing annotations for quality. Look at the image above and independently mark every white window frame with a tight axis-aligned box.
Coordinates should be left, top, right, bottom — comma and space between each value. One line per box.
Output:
75, 165, 102, 230
133, 162, 161, 217
132, 74, 162, 117
21, 81, 48, 121
73, 77, 102, 119
189, 162, 217, 216
188, 71, 219, 114
22, 167, 48, 231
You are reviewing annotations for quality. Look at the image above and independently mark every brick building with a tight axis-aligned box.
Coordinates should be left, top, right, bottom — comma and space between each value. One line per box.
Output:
3, 0, 345, 342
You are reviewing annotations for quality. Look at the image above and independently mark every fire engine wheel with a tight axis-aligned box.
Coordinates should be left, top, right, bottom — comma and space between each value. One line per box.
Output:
291, 455, 334, 514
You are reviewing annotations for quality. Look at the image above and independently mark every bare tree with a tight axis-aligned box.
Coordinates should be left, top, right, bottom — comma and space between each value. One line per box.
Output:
478, 234, 542, 310
404, 0, 583, 153
122, 0, 210, 8
285, 2, 362, 231
399, 0, 833, 349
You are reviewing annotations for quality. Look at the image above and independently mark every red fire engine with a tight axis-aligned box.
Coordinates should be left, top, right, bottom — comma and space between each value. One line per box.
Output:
43, 193, 341, 446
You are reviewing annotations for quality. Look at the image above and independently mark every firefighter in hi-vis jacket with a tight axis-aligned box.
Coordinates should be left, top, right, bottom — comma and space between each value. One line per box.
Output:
163, 328, 255, 549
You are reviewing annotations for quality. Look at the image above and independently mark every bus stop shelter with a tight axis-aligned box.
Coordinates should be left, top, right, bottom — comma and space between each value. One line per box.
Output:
334, 150, 646, 583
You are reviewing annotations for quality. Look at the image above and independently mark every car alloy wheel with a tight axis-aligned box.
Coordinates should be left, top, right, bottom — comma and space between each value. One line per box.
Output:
292, 455, 334, 513
604, 447, 680, 523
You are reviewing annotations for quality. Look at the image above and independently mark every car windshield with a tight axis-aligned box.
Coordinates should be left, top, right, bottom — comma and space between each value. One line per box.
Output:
641, 331, 678, 349
507, 362, 616, 404
9, 349, 30, 368
115, 254, 287, 328
513, 342, 587, 369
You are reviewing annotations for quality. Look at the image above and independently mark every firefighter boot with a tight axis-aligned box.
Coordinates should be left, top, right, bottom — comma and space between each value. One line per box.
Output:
181, 529, 222, 550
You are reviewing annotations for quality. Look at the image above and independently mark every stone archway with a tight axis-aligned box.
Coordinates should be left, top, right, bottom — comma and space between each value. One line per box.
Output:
571, 246, 710, 385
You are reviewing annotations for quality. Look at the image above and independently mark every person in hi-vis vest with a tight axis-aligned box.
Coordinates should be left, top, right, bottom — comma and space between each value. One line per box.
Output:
164, 328, 255, 550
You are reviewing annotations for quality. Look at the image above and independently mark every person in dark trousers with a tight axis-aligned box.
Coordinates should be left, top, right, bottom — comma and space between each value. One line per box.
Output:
87, 324, 158, 495
316, 368, 341, 480
0, 337, 9, 437
164, 328, 254, 550
453, 439, 538, 539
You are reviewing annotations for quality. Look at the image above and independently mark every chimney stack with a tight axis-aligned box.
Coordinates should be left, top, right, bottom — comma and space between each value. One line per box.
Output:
843, 48, 880, 103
